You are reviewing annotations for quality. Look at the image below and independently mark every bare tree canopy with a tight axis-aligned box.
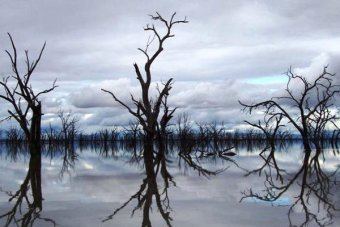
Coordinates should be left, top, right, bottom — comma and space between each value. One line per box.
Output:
57, 109, 79, 142
102, 12, 188, 140
240, 66, 340, 150
0, 33, 57, 144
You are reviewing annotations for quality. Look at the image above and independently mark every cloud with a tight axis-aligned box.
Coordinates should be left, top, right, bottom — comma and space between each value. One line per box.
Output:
294, 53, 330, 78
0, 0, 339, 131
69, 78, 140, 108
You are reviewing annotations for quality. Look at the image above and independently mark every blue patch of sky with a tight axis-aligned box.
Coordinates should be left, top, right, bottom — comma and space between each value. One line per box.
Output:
245, 75, 287, 85
243, 197, 291, 206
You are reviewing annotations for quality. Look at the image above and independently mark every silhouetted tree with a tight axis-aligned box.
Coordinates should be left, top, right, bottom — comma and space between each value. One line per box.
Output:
44, 123, 60, 143
123, 121, 141, 142
0, 33, 57, 148
176, 112, 193, 141
58, 109, 79, 142
244, 113, 285, 147
5, 127, 24, 142
240, 66, 339, 151
102, 12, 188, 143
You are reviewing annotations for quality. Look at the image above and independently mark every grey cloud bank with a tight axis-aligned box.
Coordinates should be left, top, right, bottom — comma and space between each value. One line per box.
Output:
0, 0, 339, 131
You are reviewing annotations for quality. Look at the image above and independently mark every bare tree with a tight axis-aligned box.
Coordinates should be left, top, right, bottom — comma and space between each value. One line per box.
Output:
206, 121, 226, 146
102, 12, 188, 142
244, 113, 285, 147
176, 112, 193, 141
5, 127, 24, 142
123, 121, 141, 142
240, 66, 340, 151
157, 95, 176, 140
196, 122, 210, 142
57, 109, 79, 142
44, 123, 60, 143
0, 33, 57, 149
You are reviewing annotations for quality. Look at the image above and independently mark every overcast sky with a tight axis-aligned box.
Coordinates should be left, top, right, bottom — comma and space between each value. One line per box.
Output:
0, 0, 339, 132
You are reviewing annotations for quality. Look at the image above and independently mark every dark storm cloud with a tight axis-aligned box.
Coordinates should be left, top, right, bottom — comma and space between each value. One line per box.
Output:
0, 0, 339, 131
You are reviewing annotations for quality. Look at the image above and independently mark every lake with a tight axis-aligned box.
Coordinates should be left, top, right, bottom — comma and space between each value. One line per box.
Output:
0, 141, 339, 227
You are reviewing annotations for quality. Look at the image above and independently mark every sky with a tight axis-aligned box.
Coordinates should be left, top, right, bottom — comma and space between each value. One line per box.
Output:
0, 0, 340, 132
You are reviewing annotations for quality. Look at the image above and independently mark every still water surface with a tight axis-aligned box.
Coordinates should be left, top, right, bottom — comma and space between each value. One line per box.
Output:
0, 142, 339, 227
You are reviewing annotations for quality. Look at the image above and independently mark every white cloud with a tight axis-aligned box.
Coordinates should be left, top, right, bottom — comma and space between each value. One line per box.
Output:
0, 0, 339, 131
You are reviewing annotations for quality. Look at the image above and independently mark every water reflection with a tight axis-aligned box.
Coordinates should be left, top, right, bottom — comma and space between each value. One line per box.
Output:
242, 144, 339, 226
0, 141, 339, 227
103, 141, 232, 226
0, 148, 55, 226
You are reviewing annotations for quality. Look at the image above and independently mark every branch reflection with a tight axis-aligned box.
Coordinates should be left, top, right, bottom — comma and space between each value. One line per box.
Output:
242, 144, 339, 227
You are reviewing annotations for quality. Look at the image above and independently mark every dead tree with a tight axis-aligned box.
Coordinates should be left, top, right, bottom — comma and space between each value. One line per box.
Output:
102, 12, 188, 143
307, 92, 339, 149
196, 122, 210, 142
206, 121, 226, 146
157, 95, 176, 139
244, 113, 285, 147
176, 112, 193, 141
0, 35, 56, 220
57, 109, 79, 143
5, 127, 24, 143
0, 33, 57, 150
240, 66, 340, 151
44, 123, 60, 143
123, 121, 141, 142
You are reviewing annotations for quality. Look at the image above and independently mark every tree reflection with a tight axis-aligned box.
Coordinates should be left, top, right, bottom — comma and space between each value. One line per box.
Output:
103, 141, 175, 226
103, 140, 233, 226
177, 140, 237, 176
242, 145, 339, 227
58, 143, 78, 179
244, 145, 286, 183
0, 150, 55, 227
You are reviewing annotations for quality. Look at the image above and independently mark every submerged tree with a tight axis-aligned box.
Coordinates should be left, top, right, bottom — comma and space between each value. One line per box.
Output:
57, 109, 79, 142
102, 12, 188, 142
0, 33, 57, 224
0, 33, 57, 148
240, 66, 340, 150
243, 113, 285, 147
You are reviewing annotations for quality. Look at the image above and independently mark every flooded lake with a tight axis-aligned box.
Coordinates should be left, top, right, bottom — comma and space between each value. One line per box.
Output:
0, 141, 339, 227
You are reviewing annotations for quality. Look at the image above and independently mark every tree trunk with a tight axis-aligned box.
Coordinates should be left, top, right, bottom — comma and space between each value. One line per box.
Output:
29, 103, 43, 210
29, 103, 42, 146
302, 134, 311, 151
29, 151, 42, 210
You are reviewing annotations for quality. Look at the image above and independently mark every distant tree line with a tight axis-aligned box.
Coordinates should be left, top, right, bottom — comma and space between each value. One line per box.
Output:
0, 113, 339, 147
